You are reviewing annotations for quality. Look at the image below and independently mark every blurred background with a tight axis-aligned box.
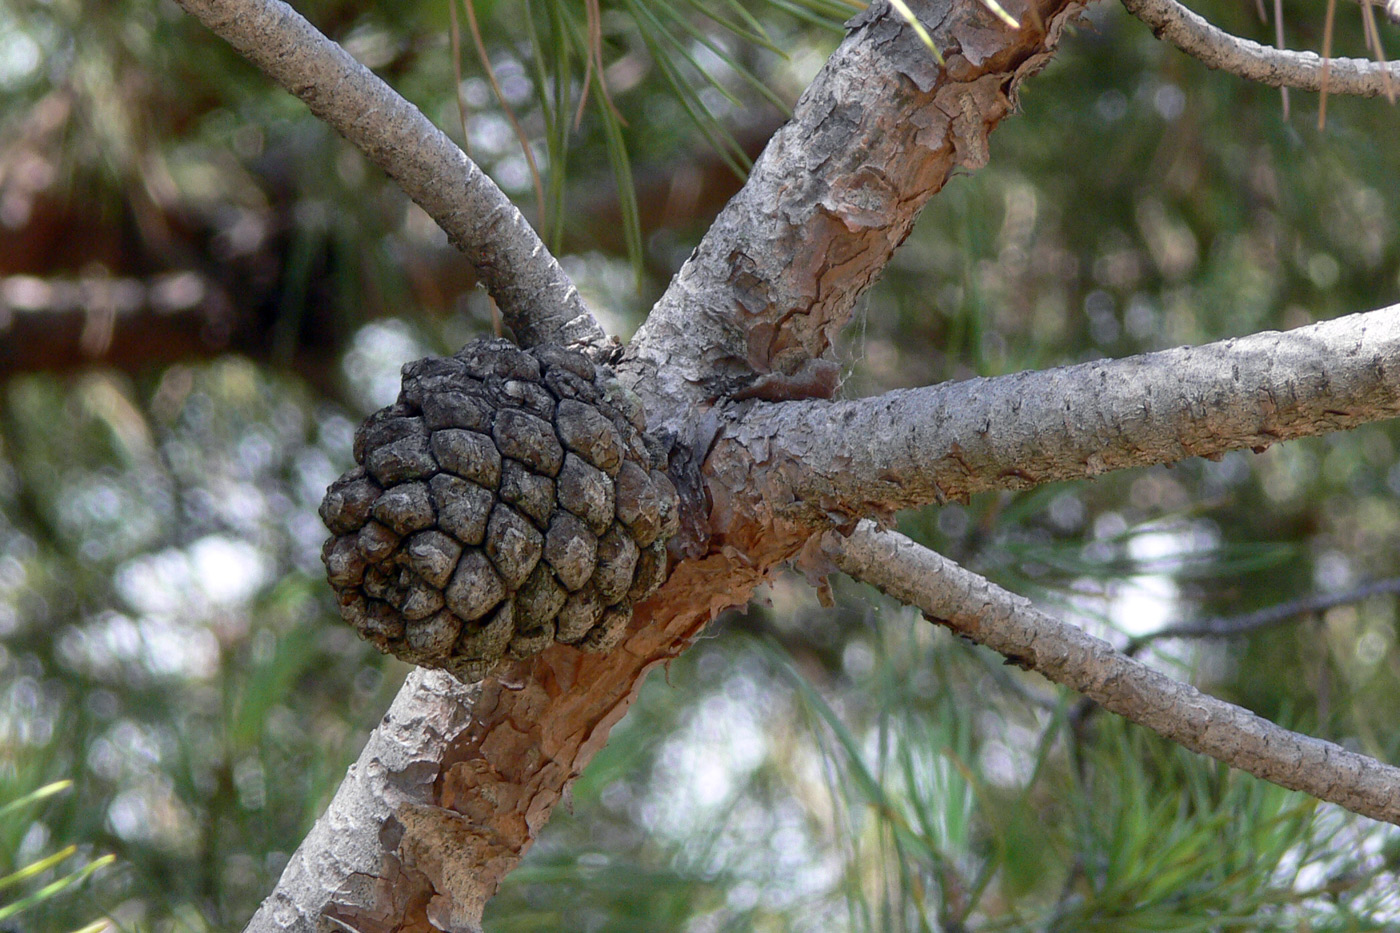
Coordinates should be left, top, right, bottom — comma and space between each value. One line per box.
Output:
3, 0, 1400, 930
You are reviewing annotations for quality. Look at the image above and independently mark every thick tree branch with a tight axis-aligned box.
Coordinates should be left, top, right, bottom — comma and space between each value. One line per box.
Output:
714, 304, 1400, 526
0, 273, 233, 372
1122, 0, 1400, 96
246, 670, 485, 933
622, 0, 1083, 420
824, 521, 1400, 825
172, 0, 603, 349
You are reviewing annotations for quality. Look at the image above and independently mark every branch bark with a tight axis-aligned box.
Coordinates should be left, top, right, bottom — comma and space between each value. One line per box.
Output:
1122, 0, 1400, 96
171, 0, 604, 349
622, 0, 1081, 421
712, 304, 1400, 526
247, 670, 485, 933
824, 521, 1400, 825
241, 0, 1099, 928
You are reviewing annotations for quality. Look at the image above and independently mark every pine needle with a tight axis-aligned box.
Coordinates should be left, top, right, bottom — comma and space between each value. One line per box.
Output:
888, 0, 946, 64
1358, 0, 1396, 103
978, 0, 1022, 29
0, 779, 72, 820
1319, 0, 1336, 128
448, 0, 470, 151
575, 0, 598, 129
1274, 0, 1290, 119
683, 0, 785, 54
760, 0, 851, 32
0, 854, 115, 923
463, 0, 547, 224
575, 0, 624, 130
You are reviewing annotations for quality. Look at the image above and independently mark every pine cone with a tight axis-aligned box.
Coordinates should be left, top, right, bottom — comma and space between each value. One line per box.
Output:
320, 338, 679, 682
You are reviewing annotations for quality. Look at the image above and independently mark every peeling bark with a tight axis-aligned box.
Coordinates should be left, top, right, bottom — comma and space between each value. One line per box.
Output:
248, 670, 483, 932
247, 553, 783, 933
237, 0, 1132, 927
621, 0, 1081, 422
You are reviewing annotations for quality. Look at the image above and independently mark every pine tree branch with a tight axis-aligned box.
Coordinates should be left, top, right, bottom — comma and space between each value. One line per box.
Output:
171, 0, 604, 349
622, 0, 1086, 422
221, 0, 1400, 911
1122, 0, 1400, 96
824, 521, 1400, 825
718, 304, 1400, 523
245, 669, 487, 933
237, 0, 1109, 923
1070, 577, 1400, 736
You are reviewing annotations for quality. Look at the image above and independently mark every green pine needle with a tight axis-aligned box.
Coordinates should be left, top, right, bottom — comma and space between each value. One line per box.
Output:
887, 0, 946, 65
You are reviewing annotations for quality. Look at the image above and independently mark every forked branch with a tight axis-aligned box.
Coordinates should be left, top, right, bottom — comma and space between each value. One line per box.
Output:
1122, 0, 1400, 96
825, 521, 1400, 825
622, 0, 1084, 418
227, 0, 1102, 926
172, 0, 604, 349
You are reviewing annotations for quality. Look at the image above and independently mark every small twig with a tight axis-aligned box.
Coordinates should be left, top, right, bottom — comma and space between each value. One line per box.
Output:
825, 522, 1400, 826
1127, 576, 1400, 654
1121, 0, 1400, 98
1070, 576, 1400, 733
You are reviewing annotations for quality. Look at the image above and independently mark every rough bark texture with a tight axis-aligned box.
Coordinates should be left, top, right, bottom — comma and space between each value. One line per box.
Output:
826, 522, 1400, 824
247, 566, 768, 933
248, 670, 483, 932
620, 0, 1076, 424
715, 304, 1400, 525
243, 0, 1095, 928
171, 0, 604, 350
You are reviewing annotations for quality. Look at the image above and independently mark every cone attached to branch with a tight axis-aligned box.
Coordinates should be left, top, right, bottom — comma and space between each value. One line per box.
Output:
320, 338, 679, 682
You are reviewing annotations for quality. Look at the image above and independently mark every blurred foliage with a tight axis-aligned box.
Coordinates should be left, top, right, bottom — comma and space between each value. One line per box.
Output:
3, 0, 1400, 930
0, 780, 113, 931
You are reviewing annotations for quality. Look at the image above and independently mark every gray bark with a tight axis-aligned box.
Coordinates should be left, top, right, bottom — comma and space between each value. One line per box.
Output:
1122, 0, 1400, 96
172, 0, 605, 349
247, 669, 485, 933
717, 304, 1400, 522
236, 0, 1100, 926
621, 0, 1079, 426
825, 521, 1400, 825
